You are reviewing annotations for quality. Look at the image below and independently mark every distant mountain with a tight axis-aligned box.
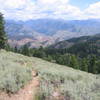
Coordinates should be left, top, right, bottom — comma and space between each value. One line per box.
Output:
49, 34, 100, 49
5, 19, 100, 47
49, 34, 100, 57
67, 34, 100, 57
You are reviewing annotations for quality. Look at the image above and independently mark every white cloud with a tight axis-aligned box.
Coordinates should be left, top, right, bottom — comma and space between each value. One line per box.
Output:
84, 2, 100, 19
0, 0, 100, 20
0, 0, 28, 9
38, 0, 69, 5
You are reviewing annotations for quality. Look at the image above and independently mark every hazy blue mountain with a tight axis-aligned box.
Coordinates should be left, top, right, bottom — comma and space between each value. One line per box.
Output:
5, 19, 100, 47
5, 19, 100, 36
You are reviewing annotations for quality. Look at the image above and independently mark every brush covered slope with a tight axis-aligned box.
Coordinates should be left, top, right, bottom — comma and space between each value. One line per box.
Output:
0, 50, 100, 100
0, 50, 33, 93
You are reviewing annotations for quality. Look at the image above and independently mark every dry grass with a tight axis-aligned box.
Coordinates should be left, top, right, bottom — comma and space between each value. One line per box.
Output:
0, 50, 100, 100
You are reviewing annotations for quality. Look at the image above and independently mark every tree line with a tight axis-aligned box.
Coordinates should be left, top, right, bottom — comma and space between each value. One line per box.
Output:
8, 45, 100, 74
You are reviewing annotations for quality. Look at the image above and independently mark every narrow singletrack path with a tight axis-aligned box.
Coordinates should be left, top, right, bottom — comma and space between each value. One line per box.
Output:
0, 71, 40, 100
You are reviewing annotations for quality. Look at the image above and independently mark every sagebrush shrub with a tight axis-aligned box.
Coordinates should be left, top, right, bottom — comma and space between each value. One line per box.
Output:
0, 52, 32, 93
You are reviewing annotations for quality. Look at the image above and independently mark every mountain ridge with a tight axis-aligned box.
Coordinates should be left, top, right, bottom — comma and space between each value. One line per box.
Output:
49, 33, 100, 49
5, 19, 100, 48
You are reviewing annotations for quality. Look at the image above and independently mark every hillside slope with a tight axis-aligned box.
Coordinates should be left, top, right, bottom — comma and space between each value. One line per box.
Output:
49, 34, 100, 49
0, 50, 100, 100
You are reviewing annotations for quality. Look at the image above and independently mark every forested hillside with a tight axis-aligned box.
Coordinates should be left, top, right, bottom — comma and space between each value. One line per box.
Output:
10, 34, 100, 74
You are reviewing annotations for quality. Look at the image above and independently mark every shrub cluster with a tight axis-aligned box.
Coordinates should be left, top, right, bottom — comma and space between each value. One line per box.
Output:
32, 58, 100, 100
0, 57, 32, 93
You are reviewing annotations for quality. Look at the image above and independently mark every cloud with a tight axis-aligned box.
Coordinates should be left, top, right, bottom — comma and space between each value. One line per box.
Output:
38, 0, 69, 5
84, 2, 100, 19
0, 0, 28, 9
0, 0, 100, 20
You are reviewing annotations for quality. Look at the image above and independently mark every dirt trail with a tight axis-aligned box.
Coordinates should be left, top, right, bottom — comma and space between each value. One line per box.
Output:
0, 71, 40, 100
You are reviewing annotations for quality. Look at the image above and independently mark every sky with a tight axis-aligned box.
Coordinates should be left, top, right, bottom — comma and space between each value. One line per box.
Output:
70, 0, 100, 10
0, 0, 100, 21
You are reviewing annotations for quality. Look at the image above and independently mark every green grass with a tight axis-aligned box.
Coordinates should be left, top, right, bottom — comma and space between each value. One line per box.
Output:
0, 50, 100, 100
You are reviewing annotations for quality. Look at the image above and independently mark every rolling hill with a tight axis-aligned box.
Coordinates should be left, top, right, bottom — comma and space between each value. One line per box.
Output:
49, 33, 100, 49
49, 34, 100, 58
0, 50, 100, 100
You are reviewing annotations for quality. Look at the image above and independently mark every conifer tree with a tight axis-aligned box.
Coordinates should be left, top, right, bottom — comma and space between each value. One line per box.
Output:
70, 55, 79, 69
21, 44, 30, 56
0, 13, 7, 49
81, 58, 88, 72
88, 56, 97, 74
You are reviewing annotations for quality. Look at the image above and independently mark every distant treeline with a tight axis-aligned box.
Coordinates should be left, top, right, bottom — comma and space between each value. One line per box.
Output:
6, 43, 100, 74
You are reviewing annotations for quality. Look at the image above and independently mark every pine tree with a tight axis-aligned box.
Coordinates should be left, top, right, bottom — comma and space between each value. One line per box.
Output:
21, 44, 30, 56
70, 55, 79, 69
88, 56, 97, 74
96, 61, 100, 73
81, 58, 88, 72
14, 46, 18, 53
5, 43, 11, 51
0, 13, 7, 49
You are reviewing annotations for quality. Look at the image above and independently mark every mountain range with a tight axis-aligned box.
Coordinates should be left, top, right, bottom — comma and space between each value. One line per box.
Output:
49, 33, 100, 48
5, 19, 100, 48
